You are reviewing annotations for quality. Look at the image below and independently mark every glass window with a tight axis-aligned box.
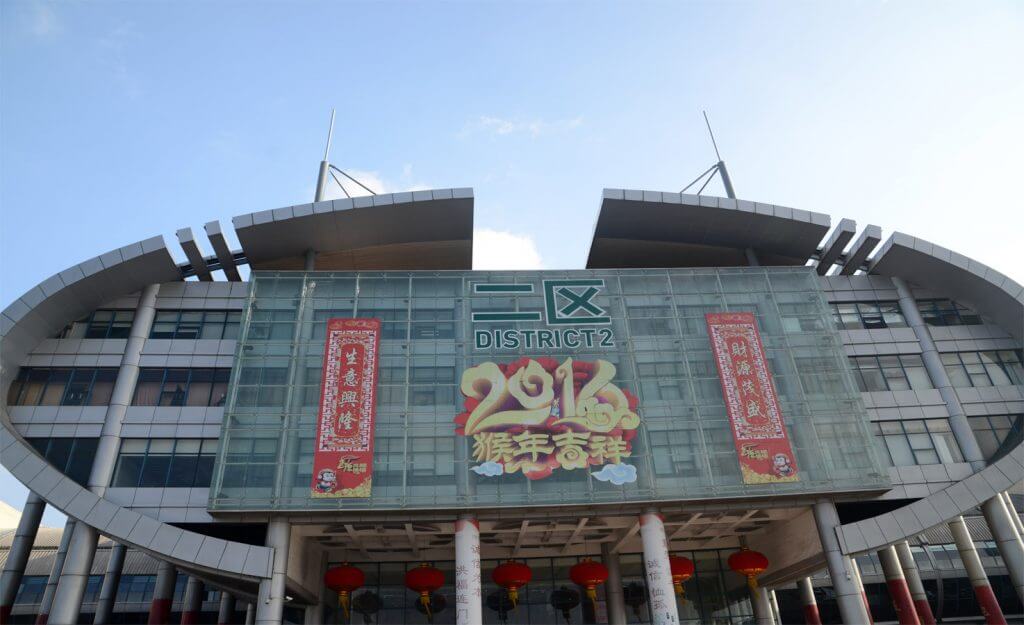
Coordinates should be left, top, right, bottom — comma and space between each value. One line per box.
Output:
25, 438, 98, 485
149, 310, 243, 340
829, 301, 906, 330
916, 299, 983, 326
131, 368, 233, 406
112, 438, 218, 488
968, 414, 1024, 462
872, 419, 964, 466
849, 355, 933, 392
942, 350, 1024, 388
6, 368, 121, 406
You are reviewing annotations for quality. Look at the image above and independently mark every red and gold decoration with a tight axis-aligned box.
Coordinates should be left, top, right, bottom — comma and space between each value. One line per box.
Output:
324, 564, 365, 619
705, 312, 799, 484
405, 563, 445, 620
311, 318, 381, 498
455, 357, 641, 481
492, 560, 533, 608
728, 547, 769, 590
669, 555, 695, 601
569, 558, 609, 609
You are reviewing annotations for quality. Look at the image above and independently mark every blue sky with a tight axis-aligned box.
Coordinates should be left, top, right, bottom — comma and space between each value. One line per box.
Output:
1, 1, 1022, 525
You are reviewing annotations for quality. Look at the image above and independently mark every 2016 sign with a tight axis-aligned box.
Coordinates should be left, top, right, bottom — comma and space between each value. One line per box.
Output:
454, 356, 640, 483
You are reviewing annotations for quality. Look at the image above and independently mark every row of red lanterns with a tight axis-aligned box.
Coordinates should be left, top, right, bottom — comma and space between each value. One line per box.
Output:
324, 548, 768, 616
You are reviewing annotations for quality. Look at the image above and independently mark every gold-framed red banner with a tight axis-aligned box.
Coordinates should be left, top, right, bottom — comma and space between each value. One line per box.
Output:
311, 318, 381, 498
705, 312, 799, 484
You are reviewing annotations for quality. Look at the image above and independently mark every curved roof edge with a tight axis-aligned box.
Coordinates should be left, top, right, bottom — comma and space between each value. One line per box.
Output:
587, 189, 831, 269
0, 237, 272, 582
869, 231, 1024, 342
232, 188, 474, 271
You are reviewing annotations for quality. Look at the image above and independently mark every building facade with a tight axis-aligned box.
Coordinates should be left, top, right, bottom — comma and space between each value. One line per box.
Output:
0, 188, 1021, 625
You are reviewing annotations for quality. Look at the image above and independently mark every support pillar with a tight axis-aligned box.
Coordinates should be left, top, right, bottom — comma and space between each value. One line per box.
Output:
894, 276, 1024, 603
255, 519, 290, 625
94, 542, 127, 625
750, 586, 773, 625
798, 578, 822, 625
981, 494, 1024, 602
769, 589, 782, 625
812, 501, 871, 625
638, 510, 680, 625
47, 521, 98, 625
148, 561, 178, 625
35, 518, 75, 625
600, 542, 627, 625
949, 516, 1007, 625
454, 515, 482, 625
0, 492, 45, 624
245, 603, 255, 625
52, 284, 160, 625
850, 559, 874, 625
1004, 492, 1024, 536
878, 546, 920, 625
895, 541, 936, 625
217, 593, 236, 625
181, 576, 204, 625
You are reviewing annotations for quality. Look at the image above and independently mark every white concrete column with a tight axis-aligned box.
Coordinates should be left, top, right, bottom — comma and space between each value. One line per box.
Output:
850, 559, 874, 625
600, 542, 627, 625
949, 516, 1007, 625
769, 589, 782, 625
255, 519, 291, 625
244, 603, 255, 625
51, 284, 161, 624
811, 501, 871, 625
217, 593, 237, 625
639, 510, 680, 625
750, 586, 773, 625
181, 576, 204, 625
47, 521, 98, 625
93, 542, 127, 625
1004, 492, 1024, 536
894, 276, 1024, 603
798, 577, 822, 625
34, 518, 75, 625
981, 494, 1024, 602
0, 492, 45, 623
148, 561, 178, 625
895, 541, 936, 625
455, 515, 482, 625
89, 283, 161, 496
878, 546, 920, 625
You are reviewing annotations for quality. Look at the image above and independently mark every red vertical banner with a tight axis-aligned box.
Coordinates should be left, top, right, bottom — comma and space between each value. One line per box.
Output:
311, 318, 381, 498
705, 312, 799, 484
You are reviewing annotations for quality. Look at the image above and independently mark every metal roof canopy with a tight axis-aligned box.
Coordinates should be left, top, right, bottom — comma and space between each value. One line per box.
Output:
232, 188, 474, 271
587, 189, 830, 269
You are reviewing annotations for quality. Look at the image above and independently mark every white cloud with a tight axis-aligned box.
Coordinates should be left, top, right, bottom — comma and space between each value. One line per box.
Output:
473, 228, 544, 270
460, 115, 583, 139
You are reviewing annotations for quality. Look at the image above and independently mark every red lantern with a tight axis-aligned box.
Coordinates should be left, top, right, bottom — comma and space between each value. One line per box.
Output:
405, 563, 445, 618
669, 555, 695, 600
570, 558, 609, 608
324, 564, 365, 619
492, 560, 533, 608
728, 547, 769, 590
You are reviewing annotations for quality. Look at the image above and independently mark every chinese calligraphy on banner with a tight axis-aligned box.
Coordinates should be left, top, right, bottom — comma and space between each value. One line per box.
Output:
311, 318, 381, 498
705, 312, 799, 484
455, 357, 641, 482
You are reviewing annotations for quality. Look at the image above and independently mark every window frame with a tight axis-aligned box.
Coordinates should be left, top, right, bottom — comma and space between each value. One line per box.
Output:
111, 438, 218, 488
829, 301, 907, 330
849, 355, 933, 392
149, 309, 242, 340
872, 419, 965, 466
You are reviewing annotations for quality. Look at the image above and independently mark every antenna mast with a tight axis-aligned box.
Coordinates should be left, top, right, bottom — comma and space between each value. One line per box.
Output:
314, 109, 336, 202
681, 111, 736, 199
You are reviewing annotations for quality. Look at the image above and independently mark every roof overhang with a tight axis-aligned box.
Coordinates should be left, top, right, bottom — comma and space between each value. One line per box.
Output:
870, 232, 1024, 342
232, 188, 474, 271
587, 189, 830, 269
